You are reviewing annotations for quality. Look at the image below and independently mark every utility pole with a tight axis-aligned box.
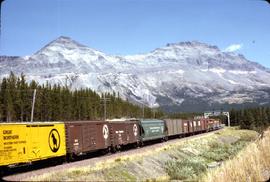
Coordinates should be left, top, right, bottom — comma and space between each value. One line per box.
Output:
30, 89, 36, 122
153, 108, 156, 118
101, 94, 110, 121
142, 104, 144, 119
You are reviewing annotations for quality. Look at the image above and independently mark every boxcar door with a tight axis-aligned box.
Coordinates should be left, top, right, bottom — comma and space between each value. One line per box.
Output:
89, 124, 97, 150
183, 121, 188, 133
125, 125, 130, 144
68, 124, 83, 155
82, 124, 91, 152
189, 121, 193, 133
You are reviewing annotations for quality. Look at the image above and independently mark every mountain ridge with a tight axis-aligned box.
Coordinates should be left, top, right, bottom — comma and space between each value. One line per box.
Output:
1, 36, 270, 112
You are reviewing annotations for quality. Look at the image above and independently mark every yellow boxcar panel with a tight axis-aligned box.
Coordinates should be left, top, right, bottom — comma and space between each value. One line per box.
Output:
0, 122, 66, 167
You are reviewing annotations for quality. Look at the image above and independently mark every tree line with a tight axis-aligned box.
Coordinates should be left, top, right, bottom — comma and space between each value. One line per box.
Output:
230, 107, 270, 132
2, 72, 269, 131
0, 73, 164, 122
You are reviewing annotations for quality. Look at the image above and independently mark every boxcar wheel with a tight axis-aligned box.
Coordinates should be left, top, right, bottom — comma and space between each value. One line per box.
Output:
134, 141, 140, 148
0, 166, 5, 177
140, 141, 144, 147
110, 146, 117, 153
67, 153, 75, 162
117, 145, 121, 152
101, 148, 110, 155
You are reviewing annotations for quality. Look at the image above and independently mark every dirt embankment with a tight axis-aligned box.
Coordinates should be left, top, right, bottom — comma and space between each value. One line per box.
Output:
4, 128, 258, 181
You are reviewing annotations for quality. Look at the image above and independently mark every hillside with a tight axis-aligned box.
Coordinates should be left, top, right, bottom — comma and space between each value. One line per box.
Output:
203, 128, 270, 182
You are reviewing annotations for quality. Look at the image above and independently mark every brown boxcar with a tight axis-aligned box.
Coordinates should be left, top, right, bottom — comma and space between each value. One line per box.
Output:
188, 120, 194, 133
182, 120, 189, 134
197, 120, 203, 131
193, 119, 205, 132
107, 119, 140, 150
206, 119, 215, 131
201, 119, 208, 131
65, 121, 110, 156
164, 119, 183, 137
213, 119, 221, 129
194, 120, 199, 132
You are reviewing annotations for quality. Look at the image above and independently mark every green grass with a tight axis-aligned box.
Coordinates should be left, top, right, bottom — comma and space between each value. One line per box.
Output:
115, 157, 122, 162
165, 158, 207, 180
101, 166, 137, 181
164, 128, 258, 181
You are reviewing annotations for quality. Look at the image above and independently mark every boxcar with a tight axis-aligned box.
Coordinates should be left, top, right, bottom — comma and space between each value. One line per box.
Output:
193, 119, 204, 133
164, 119, 183, 137
188, 120, 194, 133
0, 122, 66, 167
200, 119, 207, 131
192, 120, 199, 132
206, 119, 215, 131
183, 120, 189, 134
65, 121, 110, 157
139, 119, 167, 142
213, 119, 221, 129
107, 119, 140, 150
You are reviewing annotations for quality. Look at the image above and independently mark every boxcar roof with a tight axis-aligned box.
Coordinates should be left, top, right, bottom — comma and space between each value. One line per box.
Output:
0, 121, 64, 125
139, 119, 165, 123
64, 120, 106, 124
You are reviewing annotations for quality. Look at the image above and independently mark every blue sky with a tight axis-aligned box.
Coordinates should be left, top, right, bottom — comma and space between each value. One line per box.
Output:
1, 0, 270, 67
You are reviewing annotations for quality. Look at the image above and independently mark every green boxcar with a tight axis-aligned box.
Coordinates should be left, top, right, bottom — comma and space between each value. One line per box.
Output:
139, 119, 167, 142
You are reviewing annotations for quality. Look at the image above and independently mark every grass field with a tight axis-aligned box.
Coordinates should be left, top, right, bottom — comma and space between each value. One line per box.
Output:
202, 128, 270, 182
28, 127, 259, 181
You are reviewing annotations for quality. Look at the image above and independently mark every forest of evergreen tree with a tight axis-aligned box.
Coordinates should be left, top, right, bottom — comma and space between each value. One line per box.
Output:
230, 107, 270, 132
0, 73, 164, 122
1, 73, 270, 132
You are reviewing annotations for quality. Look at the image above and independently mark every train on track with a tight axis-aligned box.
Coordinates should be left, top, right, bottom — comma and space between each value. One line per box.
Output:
0, 118, 222, 171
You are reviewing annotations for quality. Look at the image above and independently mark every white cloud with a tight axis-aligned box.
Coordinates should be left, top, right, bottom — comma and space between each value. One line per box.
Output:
224, 44, 243, 52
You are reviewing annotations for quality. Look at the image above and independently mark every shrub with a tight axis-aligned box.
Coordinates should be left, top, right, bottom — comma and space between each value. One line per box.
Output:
165, 158, 207, 180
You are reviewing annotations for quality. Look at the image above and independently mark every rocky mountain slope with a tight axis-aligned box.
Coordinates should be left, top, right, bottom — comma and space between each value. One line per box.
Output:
1, 36, 270, 112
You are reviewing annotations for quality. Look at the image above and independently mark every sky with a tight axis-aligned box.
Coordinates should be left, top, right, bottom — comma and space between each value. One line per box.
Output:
1, 0, 270, 68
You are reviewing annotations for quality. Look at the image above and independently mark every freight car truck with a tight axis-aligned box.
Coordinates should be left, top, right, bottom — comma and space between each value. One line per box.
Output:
0, 122, 66, 168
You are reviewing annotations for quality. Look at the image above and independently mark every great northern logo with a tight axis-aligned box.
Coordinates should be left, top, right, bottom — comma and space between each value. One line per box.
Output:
133, 124, 138, 136
49, 129, 60, 153
103, 125, 109, 139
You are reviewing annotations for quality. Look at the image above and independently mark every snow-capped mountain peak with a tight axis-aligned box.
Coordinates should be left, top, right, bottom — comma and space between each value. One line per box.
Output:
1, 36, 270, 112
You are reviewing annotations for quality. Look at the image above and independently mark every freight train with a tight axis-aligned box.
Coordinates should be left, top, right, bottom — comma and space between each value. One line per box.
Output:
0, 118, 221, 171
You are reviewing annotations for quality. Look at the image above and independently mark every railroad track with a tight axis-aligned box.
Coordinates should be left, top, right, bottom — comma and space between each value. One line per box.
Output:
2, 129, 223, 181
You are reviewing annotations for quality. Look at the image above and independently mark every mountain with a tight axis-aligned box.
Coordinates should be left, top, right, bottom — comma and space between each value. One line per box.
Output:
1, 36, 270, 112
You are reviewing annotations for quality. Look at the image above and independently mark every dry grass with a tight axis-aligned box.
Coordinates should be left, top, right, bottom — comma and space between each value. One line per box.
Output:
202, 128, 270, 182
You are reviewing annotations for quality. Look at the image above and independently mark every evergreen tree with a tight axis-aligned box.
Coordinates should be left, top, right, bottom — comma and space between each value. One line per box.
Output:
0, 73, 164, 122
